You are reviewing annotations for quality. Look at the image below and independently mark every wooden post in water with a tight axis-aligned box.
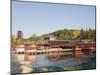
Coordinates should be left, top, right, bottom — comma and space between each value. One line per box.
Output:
75, 46, 83, 63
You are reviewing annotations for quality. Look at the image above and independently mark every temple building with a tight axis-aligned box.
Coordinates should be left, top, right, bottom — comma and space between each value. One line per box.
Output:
17, 31, 23, 39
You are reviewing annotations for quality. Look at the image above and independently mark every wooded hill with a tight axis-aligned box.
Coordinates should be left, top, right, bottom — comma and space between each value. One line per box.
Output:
41, 28, 95, 41
41, 29, 81, 40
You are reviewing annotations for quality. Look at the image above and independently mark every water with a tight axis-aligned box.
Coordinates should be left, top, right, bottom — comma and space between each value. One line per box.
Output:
32, 55, 79, 68
31, 54, 96, 68
11, 53, 96, 74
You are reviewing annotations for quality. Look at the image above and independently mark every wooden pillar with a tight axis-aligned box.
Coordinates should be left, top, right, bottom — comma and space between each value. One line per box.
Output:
74, 46, 83, 63
24, 49, 29, 62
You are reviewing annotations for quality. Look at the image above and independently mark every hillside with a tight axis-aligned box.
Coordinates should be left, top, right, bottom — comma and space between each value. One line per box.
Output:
41, 29, 81, 40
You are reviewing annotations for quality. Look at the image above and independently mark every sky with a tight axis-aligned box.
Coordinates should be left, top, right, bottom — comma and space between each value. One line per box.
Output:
12, 1, 96, 38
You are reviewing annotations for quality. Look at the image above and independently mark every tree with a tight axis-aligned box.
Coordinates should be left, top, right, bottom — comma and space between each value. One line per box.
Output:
12, 35, 16, 47
72, 30, 80, 39
91, 29, 96, 40
29, 34, 40, 43
80, 28, 96, 40
80, 28, 84, 40
58, 30, 68, 40
87, 28, 92, 39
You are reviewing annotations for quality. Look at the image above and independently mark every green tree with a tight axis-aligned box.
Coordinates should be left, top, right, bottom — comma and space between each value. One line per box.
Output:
12, 35, 16, 47
59, 33, 65, 40
87, 28, 92, 39
91, 29, 96, 40
80, 28, 84, 40
29, 34, 40, 43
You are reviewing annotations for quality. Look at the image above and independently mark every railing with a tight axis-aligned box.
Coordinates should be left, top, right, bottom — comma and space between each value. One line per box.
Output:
13, 48, 74, 55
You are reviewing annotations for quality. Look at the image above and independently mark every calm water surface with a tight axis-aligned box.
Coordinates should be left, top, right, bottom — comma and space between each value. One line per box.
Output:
32, 54, 95, 67
11, 53, 96, 74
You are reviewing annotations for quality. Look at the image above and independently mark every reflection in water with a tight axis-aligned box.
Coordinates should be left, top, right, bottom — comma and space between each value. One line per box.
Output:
12, 53, 96, 74
32, 55, 79, 68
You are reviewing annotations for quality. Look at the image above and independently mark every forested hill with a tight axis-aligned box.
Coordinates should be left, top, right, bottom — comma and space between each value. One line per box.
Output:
41, 29, 80, 40
41, 28, 96, 40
